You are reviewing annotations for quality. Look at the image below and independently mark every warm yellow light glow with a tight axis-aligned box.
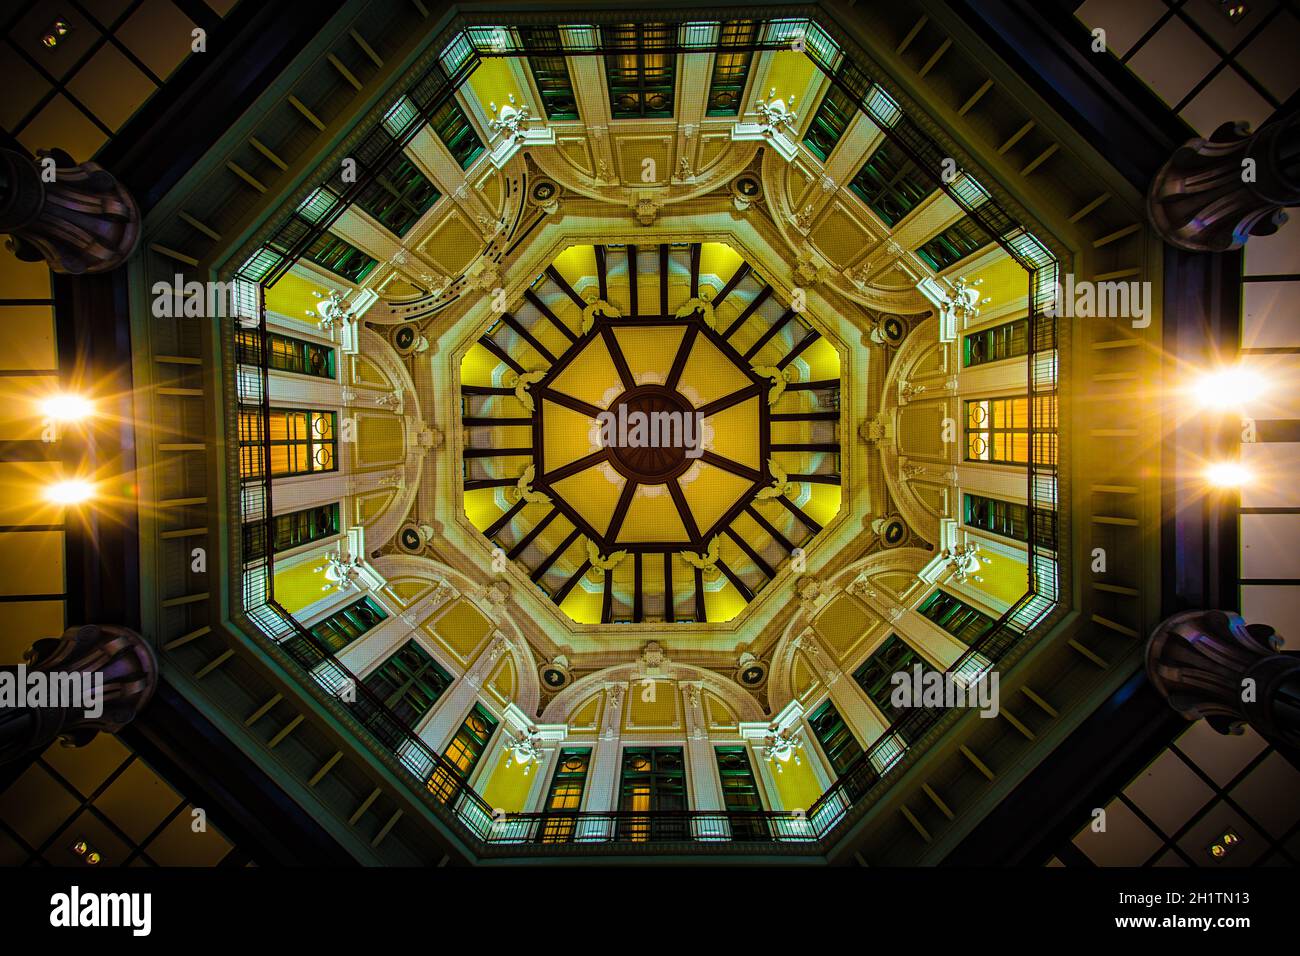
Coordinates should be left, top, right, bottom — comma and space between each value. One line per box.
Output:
1193, 367, 1266, 408
42, 393, 93, 421
46, 480, 95, 504
1204, 462, 1251, 488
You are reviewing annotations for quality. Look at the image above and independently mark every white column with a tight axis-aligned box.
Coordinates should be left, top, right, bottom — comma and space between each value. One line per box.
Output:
336, 579, 458, 676
793, 628, 887, 746
578, 682, 626, 840
848, 581, 968, 669
680, 682, 726, 839
414, 632, 509, 753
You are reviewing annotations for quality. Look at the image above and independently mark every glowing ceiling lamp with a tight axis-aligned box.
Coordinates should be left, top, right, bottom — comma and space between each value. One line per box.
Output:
42, 393, 93, 422
1193, 366, 1266, 409
1204, 462, 1251, 488
46, 480, 94, 505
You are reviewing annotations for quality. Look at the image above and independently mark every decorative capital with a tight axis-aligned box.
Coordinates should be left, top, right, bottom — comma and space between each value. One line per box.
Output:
0, 148, 141, 274
1146, 609, 1299, 749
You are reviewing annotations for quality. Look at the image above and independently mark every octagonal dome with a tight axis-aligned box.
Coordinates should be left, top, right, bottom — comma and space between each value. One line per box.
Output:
461, 241, 843, 624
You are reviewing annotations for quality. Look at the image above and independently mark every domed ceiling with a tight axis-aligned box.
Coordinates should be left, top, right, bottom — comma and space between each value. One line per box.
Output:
461, 241, 842, 624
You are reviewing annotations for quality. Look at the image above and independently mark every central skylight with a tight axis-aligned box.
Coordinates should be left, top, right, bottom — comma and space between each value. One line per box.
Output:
461, 241, 842, 625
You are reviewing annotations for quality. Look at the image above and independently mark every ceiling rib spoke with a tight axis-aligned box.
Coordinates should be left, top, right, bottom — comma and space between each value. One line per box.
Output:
695, 382, 760, 416
668, 478, 702, 544
530, 526, 582, 583
600, 324, 637, 391
664, 323, 699, 392
542, 448, 609, 483
723, 284, 772, 337
699, 450, 762, 483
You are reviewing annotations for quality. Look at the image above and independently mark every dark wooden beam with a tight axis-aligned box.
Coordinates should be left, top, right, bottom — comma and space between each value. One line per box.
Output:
665, 323, 699, 392
713, 262, 752, 306
689, 242, 701, 297
772, 442, 840, 453
724, 526, 775, 578
604, 479, 638, 542
787, 472, 841, 484
478, 336, 525, 375
484, 498, 528, 538
595, 244, 609, 302
746, 503, 796, 554
600, 324, 636, 390
695, 382, 761, 417
776, 493, 823, 534
771, 411, 840, 422
627, 244, 638, 316
500, 312, 557, 364
700, 450, 762, 483
507, 506, 560, 560
545, 265, 587, 307
659, 243, 670, 314
715, 558, 755, 601
694, 567, 706, 622
723, 285, 772, 338
523, 288, 579, 344
553, 560, 592, 605
531, 527, 582, 582
743, 308, 797, 361
775, 330, 820, 370
465, 475, 519, 490
669, 478, 702, 543
786, 378, 839, 391
542, 448, 608, 483
463, 416, 533, 427
601, 569, 614, 623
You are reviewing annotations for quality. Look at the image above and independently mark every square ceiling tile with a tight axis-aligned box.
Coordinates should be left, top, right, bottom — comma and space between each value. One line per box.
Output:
16, 93, 106, 162
0, 249, 52, 299
1238, 11, 1300, 101
0, 305, 55, 371
1182, 0, 1278, 52
1124, 748, 1215, 836
1243, 218, 1299, 275
0, 826, 28, 865
1243, 280, 1300, 349
1179, 66, 1272, 137
1229, 750, 1300, 839
40, 732, 129, 798
51, 808, 132, 866
1177, 799, 1268, 866
0, 599, 64, 664
0, 763, 79, 847
1128, 16, 1222, 105
144, 806, 233, 866
92, 758, 183, 843
1076, 0, 1169, 56
1072, 797, 1164, 865
66, 42, 154, 131
0, 41, 50, 132
10, 8, 102, 80
116, 0, 197, 80
1174, 720, 1267, 786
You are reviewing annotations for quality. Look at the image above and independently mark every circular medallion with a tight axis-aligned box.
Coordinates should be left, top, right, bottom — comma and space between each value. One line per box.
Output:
601, 384, 698, 484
